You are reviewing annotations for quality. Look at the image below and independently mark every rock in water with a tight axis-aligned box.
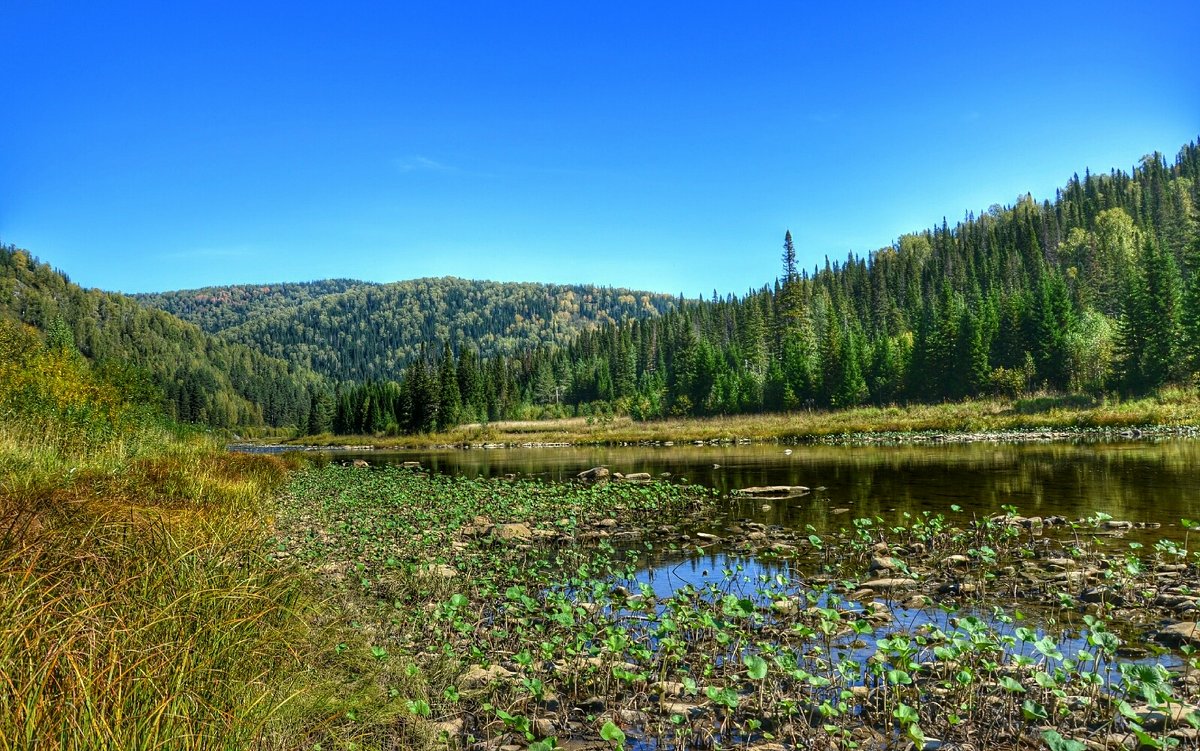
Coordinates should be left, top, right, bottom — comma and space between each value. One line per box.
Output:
1156, 621, 1200, 646
869, 555, 906, 573
733, 485, 810, 498
860, 577, 918, 591
576, 466, 610, 481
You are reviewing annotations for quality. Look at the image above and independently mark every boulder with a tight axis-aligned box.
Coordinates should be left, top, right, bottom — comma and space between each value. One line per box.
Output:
621, 472, 653, 481
1080, 586, 1124, 606
869, 555, 906, 573
425, 564, 457, 578
860, 577, 918, 591
460, 663, 515, 688
461, 515, 494, 538
650, 680, 687, 697
1156, 621, 1200, 647
577, 466, 610, 481
574, 696, 607, 713
434, 718, 464, 738
733, 485, 810, 498
659, 700, 707, 719
352, 459, 370, 468
771, 597, 800, 614
1129, 703, 1200, 731
862, 601, 892, 623
493, 522, 532, 542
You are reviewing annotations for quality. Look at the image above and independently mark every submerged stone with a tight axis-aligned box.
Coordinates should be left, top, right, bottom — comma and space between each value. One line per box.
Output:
733, 485, 810, 498
1156, 621, 1200, 647
860, 577, 918, 590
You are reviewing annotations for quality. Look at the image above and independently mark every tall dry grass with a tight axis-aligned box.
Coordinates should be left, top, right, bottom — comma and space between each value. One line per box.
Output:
0, 321, 315, 750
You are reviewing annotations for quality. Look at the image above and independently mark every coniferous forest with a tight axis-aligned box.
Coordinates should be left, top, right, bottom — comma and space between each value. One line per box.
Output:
321, 143, 1200, 435
3, 142, 1198, 435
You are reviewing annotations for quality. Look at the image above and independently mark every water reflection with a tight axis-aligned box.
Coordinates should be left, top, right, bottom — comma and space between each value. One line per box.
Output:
348, 439, 1200, 534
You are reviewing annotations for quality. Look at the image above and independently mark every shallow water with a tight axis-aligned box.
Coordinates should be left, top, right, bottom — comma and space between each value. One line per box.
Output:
284, 439, 1198, 744
341, 438, 1200, 537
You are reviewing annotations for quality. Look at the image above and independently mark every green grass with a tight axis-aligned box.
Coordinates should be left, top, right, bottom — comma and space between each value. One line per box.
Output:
0, 428, 316, 750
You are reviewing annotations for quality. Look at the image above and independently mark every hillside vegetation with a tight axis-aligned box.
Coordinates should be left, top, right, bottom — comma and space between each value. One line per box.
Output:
0, 247, 322, 428
8, 141, 1198, 439
138, 277, 678, 382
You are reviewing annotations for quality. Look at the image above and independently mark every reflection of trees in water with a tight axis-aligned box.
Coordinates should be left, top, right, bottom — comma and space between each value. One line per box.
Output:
357, 440, 1200, 528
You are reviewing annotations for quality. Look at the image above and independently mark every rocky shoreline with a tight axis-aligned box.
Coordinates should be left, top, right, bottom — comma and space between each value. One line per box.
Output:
238, 423, 1199, 454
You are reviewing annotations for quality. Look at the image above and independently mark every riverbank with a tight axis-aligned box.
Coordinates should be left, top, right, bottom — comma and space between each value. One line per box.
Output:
282, 391, 1200, 450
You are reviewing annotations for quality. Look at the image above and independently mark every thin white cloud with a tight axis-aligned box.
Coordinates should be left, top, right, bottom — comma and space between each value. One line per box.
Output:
806, 110, 842, 124
395, 155, 456, 173
160, 244, 257, 261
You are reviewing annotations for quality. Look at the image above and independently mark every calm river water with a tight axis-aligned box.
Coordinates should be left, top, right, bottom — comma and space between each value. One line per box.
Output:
337, 439, 1200, 536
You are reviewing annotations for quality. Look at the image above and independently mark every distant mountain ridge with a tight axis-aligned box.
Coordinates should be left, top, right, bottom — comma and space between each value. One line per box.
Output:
137, 277, 678, 382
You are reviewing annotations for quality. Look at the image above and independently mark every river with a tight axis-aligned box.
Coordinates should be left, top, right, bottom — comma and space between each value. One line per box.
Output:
328, 438, 1200, 538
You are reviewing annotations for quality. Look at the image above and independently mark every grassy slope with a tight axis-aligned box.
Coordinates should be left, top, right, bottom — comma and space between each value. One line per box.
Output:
289, 389, 1200, 448
0, 322, 364, 750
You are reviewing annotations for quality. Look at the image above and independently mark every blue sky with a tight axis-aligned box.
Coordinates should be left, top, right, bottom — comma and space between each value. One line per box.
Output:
2, 1, 1196, 297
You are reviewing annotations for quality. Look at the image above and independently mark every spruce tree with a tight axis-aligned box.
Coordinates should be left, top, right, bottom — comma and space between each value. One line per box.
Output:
1120, 236, 1182, 390
1182, 236, 1200, 376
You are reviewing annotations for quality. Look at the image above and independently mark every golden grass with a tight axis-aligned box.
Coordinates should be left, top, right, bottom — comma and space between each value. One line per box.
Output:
0, 322, 434, 750
0, 430, 312, 751
289, 390, 1200, 448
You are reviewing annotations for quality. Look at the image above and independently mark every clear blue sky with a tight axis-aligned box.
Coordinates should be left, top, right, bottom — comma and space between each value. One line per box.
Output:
2, 1, 1196, 297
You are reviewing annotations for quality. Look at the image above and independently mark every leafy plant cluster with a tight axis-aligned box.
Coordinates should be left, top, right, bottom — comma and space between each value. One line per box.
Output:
278, 466, 1200, 750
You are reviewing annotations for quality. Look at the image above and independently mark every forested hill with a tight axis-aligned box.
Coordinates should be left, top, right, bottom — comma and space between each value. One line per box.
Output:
135, 279, 364, 334
0, 246, 322, 428
138, 277, 678, 383
516, 145, 1200, 418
